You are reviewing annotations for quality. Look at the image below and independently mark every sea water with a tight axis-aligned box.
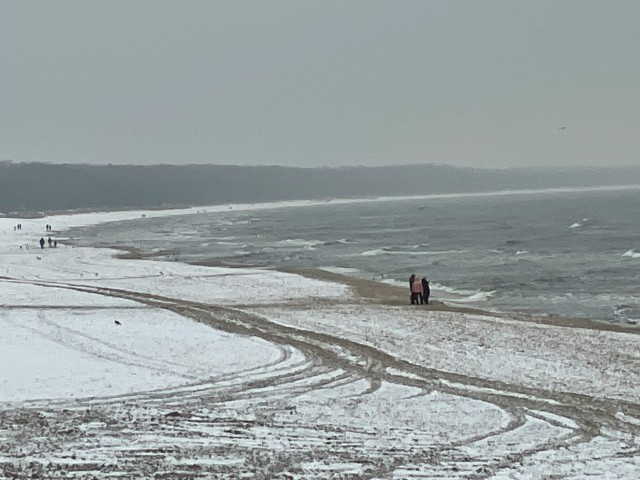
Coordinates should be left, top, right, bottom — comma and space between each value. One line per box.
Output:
70, 187, 640, 324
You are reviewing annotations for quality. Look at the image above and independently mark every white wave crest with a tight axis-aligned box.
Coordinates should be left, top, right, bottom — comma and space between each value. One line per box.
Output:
361, 249, 386, 256
378, 278, 407, 288
372, 279, 495, 303
279, 238, 322, 248
361, 248, 465, 256
465, 291, 497, 302
322, 238, 354, 246
431, 283, 495, 303
570, 218, 590, 228
319, 267, 361, 275
623, 249, 640, 258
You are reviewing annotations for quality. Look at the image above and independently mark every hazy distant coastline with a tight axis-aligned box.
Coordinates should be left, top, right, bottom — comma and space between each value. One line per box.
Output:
2, 161, 640, 215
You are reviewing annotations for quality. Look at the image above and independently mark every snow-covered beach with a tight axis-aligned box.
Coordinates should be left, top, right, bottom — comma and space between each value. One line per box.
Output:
1, 206, 640, 479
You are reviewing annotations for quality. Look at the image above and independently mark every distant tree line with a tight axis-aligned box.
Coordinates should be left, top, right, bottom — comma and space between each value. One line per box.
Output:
1, 161, 639, 215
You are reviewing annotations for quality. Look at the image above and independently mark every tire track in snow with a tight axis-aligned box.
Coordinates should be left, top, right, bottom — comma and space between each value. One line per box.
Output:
2, 277, 639, 478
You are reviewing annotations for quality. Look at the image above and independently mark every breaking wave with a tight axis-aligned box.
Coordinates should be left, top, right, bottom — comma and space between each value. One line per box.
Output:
431, 283, 496, 303
361, 249, 387, 257
325, 238, 353, 245
279, 239, 323, 248
361, 248, 465, 257
614, 304, 640, 324
570, 218, 590, 229
278, 238, 356, 249
373, 279, 494, 304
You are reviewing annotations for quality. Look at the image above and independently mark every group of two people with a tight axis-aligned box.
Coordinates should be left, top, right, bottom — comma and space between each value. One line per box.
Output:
409, 274, 430, 305
39, 236, 56, 249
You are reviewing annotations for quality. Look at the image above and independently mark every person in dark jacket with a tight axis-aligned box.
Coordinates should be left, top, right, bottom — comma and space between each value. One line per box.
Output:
39, 237, 45, 249
421, 278, 430, 304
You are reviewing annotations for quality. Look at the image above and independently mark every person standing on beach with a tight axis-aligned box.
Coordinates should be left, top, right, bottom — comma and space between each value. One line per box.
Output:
411, 276, 424, 304
39, 237, 45, 249
409, 274, 416, 303
422, 277, 430, 304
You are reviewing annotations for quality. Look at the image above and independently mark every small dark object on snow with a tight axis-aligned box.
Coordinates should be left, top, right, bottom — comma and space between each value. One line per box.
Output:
114, 320, 121, 326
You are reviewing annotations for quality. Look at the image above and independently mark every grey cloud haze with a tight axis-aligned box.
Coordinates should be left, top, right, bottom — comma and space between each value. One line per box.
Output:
1, 1, 639, 168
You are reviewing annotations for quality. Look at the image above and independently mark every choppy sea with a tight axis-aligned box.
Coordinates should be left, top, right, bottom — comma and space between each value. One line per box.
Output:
70, 187, 640, 324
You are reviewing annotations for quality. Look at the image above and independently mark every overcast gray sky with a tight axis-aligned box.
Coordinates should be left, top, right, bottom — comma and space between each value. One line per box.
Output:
1, 1, 639, 168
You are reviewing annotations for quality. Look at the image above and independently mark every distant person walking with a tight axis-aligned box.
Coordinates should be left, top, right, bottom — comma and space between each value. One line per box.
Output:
47, 237, 52, 247
411, 276, 424, 304
421, 278, 430, 304
39, 237, 45, 249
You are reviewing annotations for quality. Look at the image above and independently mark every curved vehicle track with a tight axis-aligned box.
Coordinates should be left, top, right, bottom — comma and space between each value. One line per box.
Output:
1, 279, 639, 479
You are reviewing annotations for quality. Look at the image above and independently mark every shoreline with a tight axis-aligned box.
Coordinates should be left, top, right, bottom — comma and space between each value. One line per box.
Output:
4, 182, 640, 219
190, 258, 640, 335
8, 197, 639, 334
281, 266, 640, 335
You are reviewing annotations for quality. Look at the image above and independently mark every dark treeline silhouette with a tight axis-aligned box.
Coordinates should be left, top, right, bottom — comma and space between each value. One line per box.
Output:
1, 161, 640, 214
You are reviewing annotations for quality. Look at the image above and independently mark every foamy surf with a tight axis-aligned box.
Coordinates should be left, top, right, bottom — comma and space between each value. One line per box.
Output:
570, 217, 590, 229
430, 283, 496, 303
279, 239, 323, 248
361, 248, 465, 257
376, 278, 495, 304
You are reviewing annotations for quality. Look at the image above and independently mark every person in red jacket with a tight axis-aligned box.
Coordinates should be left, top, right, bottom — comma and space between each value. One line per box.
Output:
411, 276, 424, 304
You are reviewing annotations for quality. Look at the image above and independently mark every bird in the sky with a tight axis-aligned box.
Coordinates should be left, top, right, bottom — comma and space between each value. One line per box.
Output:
559, 126, 567, 131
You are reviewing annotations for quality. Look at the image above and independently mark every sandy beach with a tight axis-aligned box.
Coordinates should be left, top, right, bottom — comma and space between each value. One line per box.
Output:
1, 208, 640, 479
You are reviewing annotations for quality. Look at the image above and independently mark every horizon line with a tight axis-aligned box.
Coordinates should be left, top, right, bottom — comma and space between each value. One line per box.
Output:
2, 160, 640, 171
